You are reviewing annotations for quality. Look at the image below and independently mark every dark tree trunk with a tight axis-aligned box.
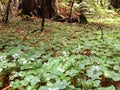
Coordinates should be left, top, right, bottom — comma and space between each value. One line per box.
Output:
111, 0, 120, 8
18, 0, 57, 18
79, 0, 82, 3
40, 0, 56, 18
18, 0, 36, 17
79, 13, 88, 24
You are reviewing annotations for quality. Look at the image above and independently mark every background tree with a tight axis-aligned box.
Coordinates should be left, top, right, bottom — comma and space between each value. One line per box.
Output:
2, 0, 12, 23
110, 0, 120, 9
18, 0, 57, 18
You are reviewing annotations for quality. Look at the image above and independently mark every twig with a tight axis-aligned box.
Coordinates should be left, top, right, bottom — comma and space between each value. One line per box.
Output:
41, 0, 45, 32
2, 85, 10, 90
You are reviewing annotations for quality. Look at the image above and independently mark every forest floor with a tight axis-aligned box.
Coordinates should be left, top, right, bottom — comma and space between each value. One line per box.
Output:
0, 16, 120, 90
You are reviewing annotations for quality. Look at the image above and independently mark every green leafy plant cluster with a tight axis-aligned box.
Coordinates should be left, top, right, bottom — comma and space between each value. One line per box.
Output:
0, 20, 120, 90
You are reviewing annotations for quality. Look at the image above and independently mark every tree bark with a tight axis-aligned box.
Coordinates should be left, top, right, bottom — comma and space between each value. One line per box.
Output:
2, 0, 12, 23
42, 0, 57, 18
111, 0, 120, 8
18, 0, 57, 18
79, 13, 88, 24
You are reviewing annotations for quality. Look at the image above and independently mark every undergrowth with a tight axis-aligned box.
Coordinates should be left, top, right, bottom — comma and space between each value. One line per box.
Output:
0, 18, 120, 90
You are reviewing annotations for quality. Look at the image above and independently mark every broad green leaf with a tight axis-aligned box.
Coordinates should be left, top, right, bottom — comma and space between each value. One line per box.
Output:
93, 80, 100, 87
113, 65, 120, 72
10, 80, 21, 88
25, 75, 34, 81
98, 85, 115, 90
87, 65, 102, 79
65, 68, 78, 77
104, 71, 120, 81
20, 80, 29, 86
26, 85, 36, 90
48, 87, 59, 90
39, 86, 48, 90
54, 80, 67, 89
86, 79, 93, 86
30, 76, 40, 85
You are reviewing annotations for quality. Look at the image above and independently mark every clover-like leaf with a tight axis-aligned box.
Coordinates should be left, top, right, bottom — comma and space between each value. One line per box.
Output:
93, 80, 100, 87
54, 80, 67, 89
98, 85, 115, 90
104, 70, 120, 81
30, 76, 40, 85
87, 65, 102, 79
39, 86, 48, 90
20, 80, 29, 86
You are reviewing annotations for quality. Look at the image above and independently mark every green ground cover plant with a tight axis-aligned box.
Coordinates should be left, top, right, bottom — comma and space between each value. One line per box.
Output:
0, 17, 120, 90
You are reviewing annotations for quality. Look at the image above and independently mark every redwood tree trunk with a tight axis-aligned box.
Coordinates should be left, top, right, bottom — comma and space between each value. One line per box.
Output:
18, 0, 57, 18
41, 0, 57, 18
111, 0, 120, 8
